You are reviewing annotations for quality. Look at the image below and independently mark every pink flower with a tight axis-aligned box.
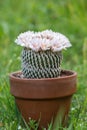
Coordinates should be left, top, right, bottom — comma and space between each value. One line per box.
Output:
15, 30, 71, 52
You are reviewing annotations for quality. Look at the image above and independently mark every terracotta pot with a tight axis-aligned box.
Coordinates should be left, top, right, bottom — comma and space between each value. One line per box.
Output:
9, 70, 77, 129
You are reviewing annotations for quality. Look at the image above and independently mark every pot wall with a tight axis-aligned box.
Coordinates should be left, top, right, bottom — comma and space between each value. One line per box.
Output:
15, 96, 72, 129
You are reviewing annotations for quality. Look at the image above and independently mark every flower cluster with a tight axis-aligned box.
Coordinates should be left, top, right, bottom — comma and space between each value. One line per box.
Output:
15, 30, 71, 52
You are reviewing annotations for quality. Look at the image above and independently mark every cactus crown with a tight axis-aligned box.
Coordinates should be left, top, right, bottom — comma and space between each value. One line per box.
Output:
15, 30, 71, 78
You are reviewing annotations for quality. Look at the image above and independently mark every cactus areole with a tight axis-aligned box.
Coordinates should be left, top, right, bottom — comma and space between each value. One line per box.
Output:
9, 30, 77, 129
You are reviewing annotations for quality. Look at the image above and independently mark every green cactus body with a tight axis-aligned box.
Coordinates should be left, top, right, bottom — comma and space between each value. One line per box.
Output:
21, 48, 63, 78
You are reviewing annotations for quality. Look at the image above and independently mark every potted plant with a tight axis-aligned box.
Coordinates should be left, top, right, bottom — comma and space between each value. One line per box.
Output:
9, 30, 77, 129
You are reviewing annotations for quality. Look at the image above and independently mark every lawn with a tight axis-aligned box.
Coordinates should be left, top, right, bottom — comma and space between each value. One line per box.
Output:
0, 0, 87, 129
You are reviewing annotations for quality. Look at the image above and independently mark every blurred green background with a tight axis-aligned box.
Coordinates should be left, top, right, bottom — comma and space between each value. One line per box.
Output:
0, 0, 87, 76
0, 0, 87, 129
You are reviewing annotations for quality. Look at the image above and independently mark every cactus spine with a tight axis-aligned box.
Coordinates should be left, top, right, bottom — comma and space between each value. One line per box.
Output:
21, 48, 63, 78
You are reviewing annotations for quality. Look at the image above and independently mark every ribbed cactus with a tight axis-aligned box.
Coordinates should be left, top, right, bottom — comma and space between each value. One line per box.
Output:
15, 30, 71, 78
21, 48, 63, 78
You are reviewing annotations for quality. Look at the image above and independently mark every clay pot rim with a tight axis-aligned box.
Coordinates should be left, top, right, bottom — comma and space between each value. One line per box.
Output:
9, 70, 77, 81
10, 69, 77, 99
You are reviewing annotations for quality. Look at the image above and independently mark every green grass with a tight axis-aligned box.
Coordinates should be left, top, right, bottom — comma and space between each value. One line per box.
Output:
0, 0, 87, 129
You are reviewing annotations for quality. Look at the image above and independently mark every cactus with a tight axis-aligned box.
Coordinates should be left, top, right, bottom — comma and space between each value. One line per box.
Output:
15, 30, 71, 79
21, 48, 62, 78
